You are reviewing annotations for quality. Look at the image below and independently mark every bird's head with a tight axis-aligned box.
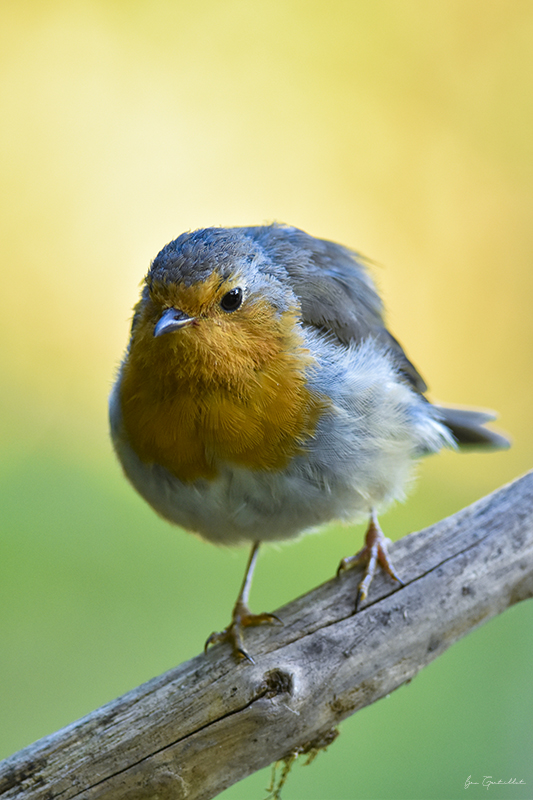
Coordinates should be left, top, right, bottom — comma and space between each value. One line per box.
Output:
127, 227, 304, 390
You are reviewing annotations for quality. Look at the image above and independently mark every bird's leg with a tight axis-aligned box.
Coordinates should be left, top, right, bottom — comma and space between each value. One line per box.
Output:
337, 510, 403, 611
205, 542, 282, 663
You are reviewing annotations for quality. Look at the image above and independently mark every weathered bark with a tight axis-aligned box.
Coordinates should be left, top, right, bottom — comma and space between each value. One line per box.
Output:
1, 471, 532, 800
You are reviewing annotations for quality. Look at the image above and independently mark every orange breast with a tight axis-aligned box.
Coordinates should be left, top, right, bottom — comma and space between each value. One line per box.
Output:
118, 297, 326, 483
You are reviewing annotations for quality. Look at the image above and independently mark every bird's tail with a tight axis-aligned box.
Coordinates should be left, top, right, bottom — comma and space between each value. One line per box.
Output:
434, 405, 511, 450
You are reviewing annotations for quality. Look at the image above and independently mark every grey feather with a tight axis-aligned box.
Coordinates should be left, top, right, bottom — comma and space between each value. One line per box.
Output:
434, 406, 511, 450
242, 225, 509, 450
243, 225, 428, 392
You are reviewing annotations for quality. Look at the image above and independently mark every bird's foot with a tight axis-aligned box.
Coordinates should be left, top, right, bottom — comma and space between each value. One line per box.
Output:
337, 516, 403, 611
205, 600, 282, 664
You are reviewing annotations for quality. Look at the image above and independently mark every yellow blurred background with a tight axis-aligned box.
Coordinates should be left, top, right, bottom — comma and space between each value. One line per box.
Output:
1, 2, 531, 798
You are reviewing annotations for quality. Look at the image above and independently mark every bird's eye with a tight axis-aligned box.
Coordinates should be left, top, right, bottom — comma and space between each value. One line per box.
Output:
220, 287, 243, 312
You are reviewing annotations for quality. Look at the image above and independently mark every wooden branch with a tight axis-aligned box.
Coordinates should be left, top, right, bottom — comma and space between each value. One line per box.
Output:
1, 471, 532, 800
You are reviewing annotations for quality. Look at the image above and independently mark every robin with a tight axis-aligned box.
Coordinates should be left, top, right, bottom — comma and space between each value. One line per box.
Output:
109, 224, 509, 662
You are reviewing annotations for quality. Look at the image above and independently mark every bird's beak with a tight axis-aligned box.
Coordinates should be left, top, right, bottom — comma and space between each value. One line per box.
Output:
153, 307, 195, 337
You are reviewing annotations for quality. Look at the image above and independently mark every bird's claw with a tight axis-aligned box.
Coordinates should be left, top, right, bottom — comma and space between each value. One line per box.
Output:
205, 605, 283, 663
338, 517, 403, 611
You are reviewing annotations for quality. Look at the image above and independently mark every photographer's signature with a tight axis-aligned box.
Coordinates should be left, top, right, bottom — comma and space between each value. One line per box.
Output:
465, 775, 526, 790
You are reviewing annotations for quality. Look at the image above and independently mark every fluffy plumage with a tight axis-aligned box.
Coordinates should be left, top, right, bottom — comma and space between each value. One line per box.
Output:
109, 224, 509, 657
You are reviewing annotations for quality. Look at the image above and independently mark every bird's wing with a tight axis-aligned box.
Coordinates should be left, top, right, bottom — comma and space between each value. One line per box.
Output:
245, 225, 428, 393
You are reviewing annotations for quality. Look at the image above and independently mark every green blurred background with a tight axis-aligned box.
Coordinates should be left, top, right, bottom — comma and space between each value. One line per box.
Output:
1, 2, 532, 798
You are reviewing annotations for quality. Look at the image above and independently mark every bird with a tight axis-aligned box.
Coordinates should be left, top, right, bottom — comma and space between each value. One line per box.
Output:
109, 224, 509, 662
